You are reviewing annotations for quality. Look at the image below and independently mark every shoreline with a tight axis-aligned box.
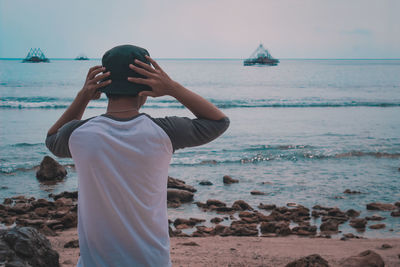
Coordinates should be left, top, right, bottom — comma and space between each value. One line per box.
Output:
49, 228, 400, 266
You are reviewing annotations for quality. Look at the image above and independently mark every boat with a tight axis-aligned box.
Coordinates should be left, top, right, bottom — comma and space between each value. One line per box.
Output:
243, 44, 279, 66
22, 48, 49, 63
75, 54, 89, 60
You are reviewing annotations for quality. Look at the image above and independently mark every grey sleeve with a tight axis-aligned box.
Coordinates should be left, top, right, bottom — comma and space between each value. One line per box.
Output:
151, 116, 230, 152
45, 119, 90, 158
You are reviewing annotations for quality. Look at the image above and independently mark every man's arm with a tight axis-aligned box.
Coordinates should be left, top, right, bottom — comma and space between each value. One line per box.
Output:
128, 56, 226, 121
47, 66, 111, 136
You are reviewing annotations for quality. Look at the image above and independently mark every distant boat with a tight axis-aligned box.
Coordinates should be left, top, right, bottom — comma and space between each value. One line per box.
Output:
75, 54, 89, 60
243, 44, 279, 66
22, 48, 49, 63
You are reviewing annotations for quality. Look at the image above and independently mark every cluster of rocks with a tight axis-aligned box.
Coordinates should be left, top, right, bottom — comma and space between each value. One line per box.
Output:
167, 176, 196, 208
0, 191, 78, 236
170, 199, 400, 238
0, 226, 60, 266
286, 250, 385, 267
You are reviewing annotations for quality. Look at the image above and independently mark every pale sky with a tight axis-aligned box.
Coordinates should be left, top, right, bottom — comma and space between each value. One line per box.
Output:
0, 0, 399, 59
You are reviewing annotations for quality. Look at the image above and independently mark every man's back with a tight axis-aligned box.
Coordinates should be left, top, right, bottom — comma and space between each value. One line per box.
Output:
71, 114, 172, 266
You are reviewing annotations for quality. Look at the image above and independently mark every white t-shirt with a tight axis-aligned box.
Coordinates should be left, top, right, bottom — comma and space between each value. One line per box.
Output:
46, 113, 229, 267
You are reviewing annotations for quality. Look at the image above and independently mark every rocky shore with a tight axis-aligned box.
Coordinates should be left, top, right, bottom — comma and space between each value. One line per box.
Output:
0, 157, 399, 266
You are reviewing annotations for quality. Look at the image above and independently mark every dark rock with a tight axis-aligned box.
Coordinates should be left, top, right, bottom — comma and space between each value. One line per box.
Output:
391, 211, 400, 217
320, 219, 339, 232
223, 175, 238, 184
60, 212, 77, 228
260, 221, 291, 236
365, 214, 385, 221
395, 201, 400, 208
3, 198, 13, 205
312, 205, 332, 211
33, 207, 48, 217
49, 191, 78, 200
64, 239, 79, 248
285, 254, 329, 267
343, 233, 362, 239
250, 190, 265, 195
369, 223, 385, 230
344, 189, 362, 194
366, 202, 396, 211
381, 244, 392, 249
0, 226, 59, 266
179, 241, 199, 246
36, 156, 67, 182
229, 223, 258, 236
345, 209, 360, 218
258, 203, 276, 210
292, 223, 317, 236
349, 218, 367, 229
210, 217, 223, 224
231, 200, 253, 211
167, 189, 194, 207
206, 199, 226, 207
199, 180, 213, 186
342, 250, 384, 267
167, 176, 196, 192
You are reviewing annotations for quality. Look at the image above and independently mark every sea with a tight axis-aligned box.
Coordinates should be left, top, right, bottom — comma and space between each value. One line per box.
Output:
1, 58, 399, 238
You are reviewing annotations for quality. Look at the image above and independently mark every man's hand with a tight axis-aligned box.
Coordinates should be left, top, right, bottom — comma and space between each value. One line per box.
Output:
47, 66, 111, 136
80, 65, 111, 100
127, 56, 226, 121
127, 56, 177, 98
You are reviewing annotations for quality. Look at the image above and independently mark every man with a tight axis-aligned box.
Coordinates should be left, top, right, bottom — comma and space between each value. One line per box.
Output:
45, 45, 229, 266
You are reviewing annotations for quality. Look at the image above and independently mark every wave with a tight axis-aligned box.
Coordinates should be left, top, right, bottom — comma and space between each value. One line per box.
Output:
1, 97, 400, 109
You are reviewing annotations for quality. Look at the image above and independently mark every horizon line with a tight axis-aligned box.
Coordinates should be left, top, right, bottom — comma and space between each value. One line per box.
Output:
1, 57, 400, 60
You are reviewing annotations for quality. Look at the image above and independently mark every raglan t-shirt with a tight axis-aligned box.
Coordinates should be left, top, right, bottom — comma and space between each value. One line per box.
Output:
45, 113, 229, 267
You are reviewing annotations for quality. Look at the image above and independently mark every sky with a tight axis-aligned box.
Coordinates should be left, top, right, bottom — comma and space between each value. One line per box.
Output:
0, 0, 399, 59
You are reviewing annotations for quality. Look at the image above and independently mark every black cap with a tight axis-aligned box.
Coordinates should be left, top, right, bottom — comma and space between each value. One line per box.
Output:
99, 44, 152, 96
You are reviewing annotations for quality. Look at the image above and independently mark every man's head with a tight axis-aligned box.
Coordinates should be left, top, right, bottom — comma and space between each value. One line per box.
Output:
99, 45, 152, 98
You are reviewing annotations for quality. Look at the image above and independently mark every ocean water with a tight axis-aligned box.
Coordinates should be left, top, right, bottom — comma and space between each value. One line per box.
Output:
1, 59, 400, 237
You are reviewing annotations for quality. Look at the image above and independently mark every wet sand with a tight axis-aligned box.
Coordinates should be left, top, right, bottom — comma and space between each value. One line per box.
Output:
49, 228, 400, 267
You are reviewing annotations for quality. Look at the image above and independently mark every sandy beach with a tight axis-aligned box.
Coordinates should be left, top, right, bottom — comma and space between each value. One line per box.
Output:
49, 228, 400, 267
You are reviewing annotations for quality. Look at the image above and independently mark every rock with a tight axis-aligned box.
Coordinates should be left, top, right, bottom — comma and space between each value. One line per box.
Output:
285, 254, 329, 267
231, 200, 253, 211
395, 201, 400, 208
34, 207, 48, 217
36, 156, 67, 182
342, 250, 384, 267
179, 241, 199, 246
250, 190, 265, 195
260, 221, 291, 236
167, 189, 194, 207
320, 219, 339, 232
369, 223, 385, 230
365, 214, 386, 221
391, 211, 400, 217
229, 223, 258, 236
366, 202, 396, 211
173, 218, 203, 228
343, 233, 362, 239
258, 203, 276, 210
64, 239, 79, 248
344, 189, 362, 194
0, 226, 59, 266
167, 176, 196, 192
350, 218, 367, 230
199, 180, 213, 186
210, 217, 223, 224
49, 191, 78, 200
381, 244, 392, 249
223, 175, 238, 184
346, 209, 360, 217
206, 199, 227, 207
60, 212, 77, 228
3, 198, 13, 205
287, 203, 298, 207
